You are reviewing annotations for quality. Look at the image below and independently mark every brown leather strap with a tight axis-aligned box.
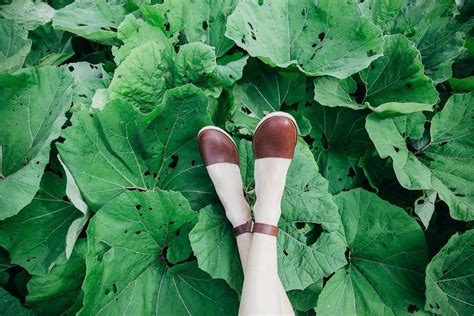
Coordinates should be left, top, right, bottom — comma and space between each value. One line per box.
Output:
233, 220, 254, 236
253, 222, 279, 236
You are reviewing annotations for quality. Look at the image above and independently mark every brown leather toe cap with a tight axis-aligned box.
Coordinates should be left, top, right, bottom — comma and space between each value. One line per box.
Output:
198, 128, 239, 166
253, 116, 297, 159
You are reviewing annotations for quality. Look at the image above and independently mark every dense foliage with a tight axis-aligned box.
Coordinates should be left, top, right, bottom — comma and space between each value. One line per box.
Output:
0, 0, 473, 315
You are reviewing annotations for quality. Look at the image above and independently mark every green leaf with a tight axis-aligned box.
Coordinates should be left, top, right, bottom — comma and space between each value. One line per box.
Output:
287, 281, 323, 312
0, 19, 32, 73
154, 0, 238, 56
226, 0, 384, 79
414, 190, 437, 229
25, 23, 74, 67
26, 239, 87, 316
313, 76, 363, 110
0, 172, 83, 275
316, 189, 429, 315
0, 288, 34, 316
112, 14, 171, 65
0, 248, 13, 287
425, 230, 474, 315
229, 59, 306, 134
362, 0, 469, 83
68, 62, 111, 110
189, 204, 244, 292
0, 66, 73, 219
297, 102, 371, 194
109, 41, 245, 113
191, 140, 347, 291
79, 190, 238, 315
57, 155, 89, 259
58, 84, 216, 211
315, 35, 439, 113
359, 0, 405, 33
211, 53, 249, 87
366, 92, 474, 221
0, 0, 55, 30
108, 41, 174, 113
52, 0, 127, 45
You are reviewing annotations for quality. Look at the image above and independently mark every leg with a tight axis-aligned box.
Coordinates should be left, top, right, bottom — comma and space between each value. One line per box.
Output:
207, 157, 292, 313
239, 158, 294, 315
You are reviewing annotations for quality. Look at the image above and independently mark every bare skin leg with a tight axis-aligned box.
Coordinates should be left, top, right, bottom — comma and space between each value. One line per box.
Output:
239, 158, 294, 316
206, 163, 293, 315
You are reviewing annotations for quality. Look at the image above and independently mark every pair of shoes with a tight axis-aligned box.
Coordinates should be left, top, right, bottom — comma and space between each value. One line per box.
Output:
198, 112, 298, 237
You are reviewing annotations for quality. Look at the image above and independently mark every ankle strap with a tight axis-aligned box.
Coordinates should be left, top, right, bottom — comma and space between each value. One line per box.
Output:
233, 220, 254, 236
253, 222, 279, 236
233, 220, 279, 236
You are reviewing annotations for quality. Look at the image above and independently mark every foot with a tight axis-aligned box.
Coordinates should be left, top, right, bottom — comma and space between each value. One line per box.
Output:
252, 112, 298, 228
198, 126, 251, 229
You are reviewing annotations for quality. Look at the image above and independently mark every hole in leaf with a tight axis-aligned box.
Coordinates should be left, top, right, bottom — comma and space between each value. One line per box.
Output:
175, 229, 181, 236
136, 204, 142, 210
407, 305, 419, 313
301, 8, 307, 16
283, 250, 289, 256
348, 167, 356, 178
318, 32, 325, 41
247, 22, 253, 30
164, 22, 171, 31
144, 170, 151, 176
295, 222, 305, 229
135, 231, 141, 235
394, 146, 400, 153
305, 223, 322, 246
202, 21, 208, 30
168, 155, 179, 169
68, 65, 74, 71
62, 195, 69, 202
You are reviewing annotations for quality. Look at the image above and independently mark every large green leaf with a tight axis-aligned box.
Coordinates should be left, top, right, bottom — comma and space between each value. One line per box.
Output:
314, 34, 439, 113
58, 84, 216, 211
366, 92, 474, 221
189, 204, 243, 291
79, 190, 238, 315
0, 0, 55, 30
108, 41, 247, 113
316, 189, 429, 315
425, 230, 474, 315
25, 23, 74, 67
362, 0, 469, 83
226, 0, 384, 79
112, 14, 171, 65
26, 239, 87, 316
0, 19, 32, 73
190, 140, 347, 291
52, 0, 127, 45
0, 288, 34, 316
0, 66, 73, 219
296, 102, 371, 194
153, 0, 238, 56
228, 59, 306, 134
0, 172, 83, 275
